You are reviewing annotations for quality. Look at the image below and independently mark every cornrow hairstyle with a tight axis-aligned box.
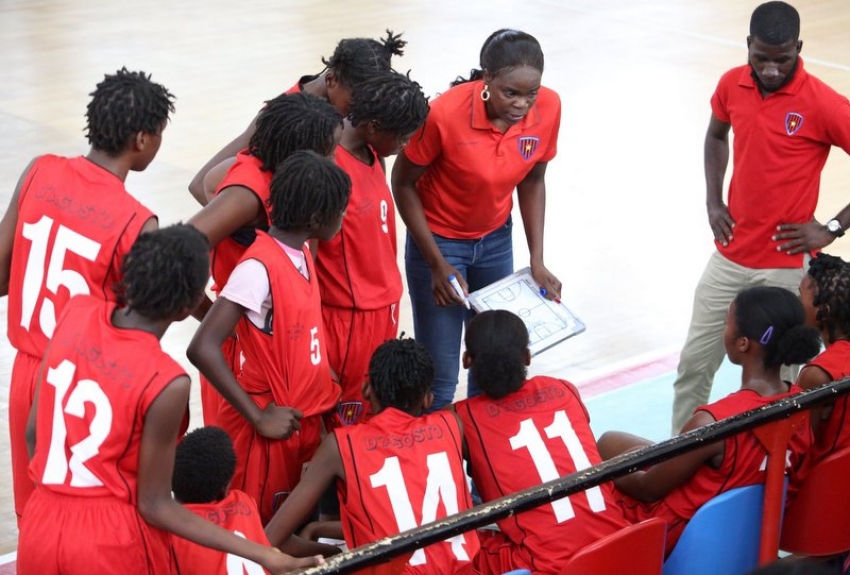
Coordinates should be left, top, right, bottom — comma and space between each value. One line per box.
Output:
249, 92, 342, 172
117, 224, 209, 321
347, 70, 429, 137
267, 150, 351, 232
806, 252, 850, 342
451, 28, 545, 87
465, 310, 529, 400
750, 1, 800, 45
323, 30, 406, 89
733, 286, 820, 369
172, 426, 237, 504
368, 337, 434, 413
85, 67, 175, 156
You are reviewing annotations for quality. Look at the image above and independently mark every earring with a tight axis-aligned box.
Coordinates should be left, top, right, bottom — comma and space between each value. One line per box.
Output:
480, 85, 491, 101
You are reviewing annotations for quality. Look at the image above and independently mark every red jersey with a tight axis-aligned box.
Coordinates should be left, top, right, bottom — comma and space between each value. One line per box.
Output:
335, 408, 480, 574
234, 231, 339, 415
710, 59, 850, 269
7, 154, 153, 358
317, 146, 402, 309
29, 295, 185, 502
805, 340, 850, 462
210, 151, 273, 290
455, 376, 628, 575
170, 489, 270, 575
621, 386, 811, 551
403, 80, 560, 239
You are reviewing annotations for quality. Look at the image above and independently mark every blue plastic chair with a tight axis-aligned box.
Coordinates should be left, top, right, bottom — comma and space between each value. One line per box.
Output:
663, 484, 764, 575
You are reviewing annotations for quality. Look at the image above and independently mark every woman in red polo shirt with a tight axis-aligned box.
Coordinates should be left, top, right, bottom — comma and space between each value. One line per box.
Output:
391, 28, 562, 409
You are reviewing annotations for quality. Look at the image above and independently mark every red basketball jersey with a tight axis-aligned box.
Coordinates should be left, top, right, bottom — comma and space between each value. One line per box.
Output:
335, 408, 480, 574
170, 489, 270, 575
210, 151, 273, 291
455, 376, 629, 574
234, 231, 339, 415
805, 340, 850, 462
7, 155, 153, 358
317, 146, 402, 309
28, 295, 185, 502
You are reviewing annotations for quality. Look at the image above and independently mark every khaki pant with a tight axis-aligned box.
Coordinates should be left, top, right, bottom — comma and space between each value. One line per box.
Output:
671, 251, 805, 434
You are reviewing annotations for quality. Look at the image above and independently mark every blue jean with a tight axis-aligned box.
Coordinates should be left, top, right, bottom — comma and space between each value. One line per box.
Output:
405, 217, 514, 410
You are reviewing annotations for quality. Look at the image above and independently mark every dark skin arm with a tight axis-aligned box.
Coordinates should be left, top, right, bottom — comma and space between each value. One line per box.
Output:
390, 151, 470, 306
299, 520, 344, 543
516, 162, 561, 300
705, 114, 734, 247
773, 205, 850, 255
201, 157, 239, 205
796, 364, 833, 438
597, 411, 724, 503
188, 115, 258, 205
187, 184, 266, 249
137, 377, 323, 573
187, 296, 303, 439
265, 433, 345, 554
0, 158, 37, 297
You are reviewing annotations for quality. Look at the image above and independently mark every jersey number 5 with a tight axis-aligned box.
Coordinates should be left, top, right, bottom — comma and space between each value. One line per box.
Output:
41, 359, 113, 488
510, 410, 606, 522
20, 215, 101, 338
370, 452, 471, 565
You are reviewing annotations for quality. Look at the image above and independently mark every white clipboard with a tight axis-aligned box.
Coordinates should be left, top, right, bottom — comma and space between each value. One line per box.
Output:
468, 267, 585, 357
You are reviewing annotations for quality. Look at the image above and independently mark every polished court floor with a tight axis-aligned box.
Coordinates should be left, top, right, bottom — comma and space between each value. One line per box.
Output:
1, 0, 849, 559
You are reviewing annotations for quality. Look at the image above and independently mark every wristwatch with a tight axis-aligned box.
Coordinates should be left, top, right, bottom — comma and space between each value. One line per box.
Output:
826, 218, 845, 238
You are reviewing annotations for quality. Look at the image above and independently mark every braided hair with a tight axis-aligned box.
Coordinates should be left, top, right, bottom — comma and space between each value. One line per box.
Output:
465, 310, 529, 400
323, 30, 406, 89
347, 70, 429, 137
172, 426, 237, 504
452, 29, 544, 87
117, 224, 209, 320
806, 252, 850, 342
85, 67, 175, 156
732, 286, 820, 368
268, 150, 351, 232
750, 1, 800, 45
368, 337, 434, 413
249, 92, 342, 172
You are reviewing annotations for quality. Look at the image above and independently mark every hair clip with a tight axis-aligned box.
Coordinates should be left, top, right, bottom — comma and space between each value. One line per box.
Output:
759, 326, 774, 345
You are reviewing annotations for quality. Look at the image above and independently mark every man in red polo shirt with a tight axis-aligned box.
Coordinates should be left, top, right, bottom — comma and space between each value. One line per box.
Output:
672, 0, 850, 433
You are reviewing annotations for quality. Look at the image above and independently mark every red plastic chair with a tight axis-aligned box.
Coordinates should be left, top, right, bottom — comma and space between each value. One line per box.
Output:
558, 518, 667, 575
780, 445, 850, 556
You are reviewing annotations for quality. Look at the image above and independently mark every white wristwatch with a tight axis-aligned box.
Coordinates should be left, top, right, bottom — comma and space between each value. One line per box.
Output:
826, 218, 845, 238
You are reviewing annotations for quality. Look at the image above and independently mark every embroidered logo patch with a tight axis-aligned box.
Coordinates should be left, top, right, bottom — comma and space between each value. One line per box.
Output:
518, 136, 540, 161
339, 401, 364, 426
785, 112, 804, 136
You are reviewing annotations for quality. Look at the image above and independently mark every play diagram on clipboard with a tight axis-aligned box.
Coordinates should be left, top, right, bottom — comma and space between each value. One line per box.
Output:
468, 267, 585, 356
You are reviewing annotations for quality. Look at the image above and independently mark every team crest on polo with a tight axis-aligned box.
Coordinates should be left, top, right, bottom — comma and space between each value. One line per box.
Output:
785, 112, 804, 136
339, 401, 363, 425
518, 136, 540, 161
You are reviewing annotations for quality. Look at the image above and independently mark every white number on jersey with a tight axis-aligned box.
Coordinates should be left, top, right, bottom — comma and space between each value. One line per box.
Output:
509, 410, 606, 522
226, 531, 265, 575
370, 452, 471, 565
380, 199, 389, 234
309, 326, 321, 365
42, 359, 113, 487
20, 215, 101, 337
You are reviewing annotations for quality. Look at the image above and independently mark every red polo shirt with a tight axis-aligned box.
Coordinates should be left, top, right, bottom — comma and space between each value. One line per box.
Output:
711, 59, 850, 269
404, 79, 560, 239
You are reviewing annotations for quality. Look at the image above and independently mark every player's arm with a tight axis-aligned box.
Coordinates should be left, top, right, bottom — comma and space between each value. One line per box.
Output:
201, 157, 238, 205
0, 159, 36, 296
391, 151, 466, 306
24, 357, 49, 459
187, 185, 265, 249
265, 432, 346, 555
705, 113, 733, 246
598, 410, 723, 502
796, 364, 833, 437
188, 115, 258, 205
187, 296, 302, 439
137, 376, 323, 574
516, 161, 561, 301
